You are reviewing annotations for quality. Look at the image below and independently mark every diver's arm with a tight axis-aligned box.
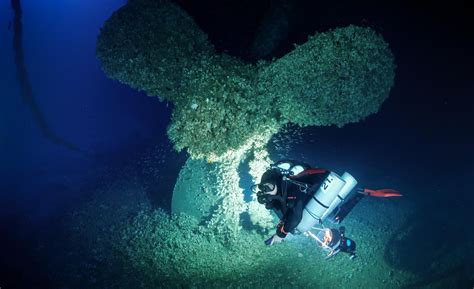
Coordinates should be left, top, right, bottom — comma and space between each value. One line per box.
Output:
275, 199, 304, 238
276, 220, 289, 238
264, 217, 289, 245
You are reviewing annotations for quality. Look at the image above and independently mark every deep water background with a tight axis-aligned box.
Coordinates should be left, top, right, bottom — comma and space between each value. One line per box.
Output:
1, 0, 473, 288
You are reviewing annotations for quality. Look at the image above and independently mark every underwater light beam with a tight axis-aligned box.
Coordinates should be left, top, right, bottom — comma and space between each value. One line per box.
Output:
11, 0, 81, 152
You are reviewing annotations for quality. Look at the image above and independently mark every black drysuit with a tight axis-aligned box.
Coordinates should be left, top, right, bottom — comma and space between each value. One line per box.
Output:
265, 169, 329, 238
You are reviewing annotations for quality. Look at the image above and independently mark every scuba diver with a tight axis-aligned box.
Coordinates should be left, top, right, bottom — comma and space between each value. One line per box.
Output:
256, 160, 327, 245
255, 160, 401, 259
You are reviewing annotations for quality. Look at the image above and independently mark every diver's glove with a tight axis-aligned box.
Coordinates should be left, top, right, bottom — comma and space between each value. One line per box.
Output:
264, 234, 284, 246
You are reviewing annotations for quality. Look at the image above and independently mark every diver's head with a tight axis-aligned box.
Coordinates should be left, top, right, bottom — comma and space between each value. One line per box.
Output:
255, 168, 282, 205
256, 182, 277, 205
259, 168, 281, 194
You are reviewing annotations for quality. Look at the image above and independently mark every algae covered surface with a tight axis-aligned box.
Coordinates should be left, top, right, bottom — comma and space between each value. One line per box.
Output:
38, 146, 473, 289
96, 0, 395, 161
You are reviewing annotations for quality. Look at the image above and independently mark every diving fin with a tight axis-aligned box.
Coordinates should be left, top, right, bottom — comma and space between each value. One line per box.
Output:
363, 188, 402, 197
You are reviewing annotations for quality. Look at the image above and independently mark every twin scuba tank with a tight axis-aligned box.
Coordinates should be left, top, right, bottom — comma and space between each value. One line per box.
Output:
271, 160, 358, 233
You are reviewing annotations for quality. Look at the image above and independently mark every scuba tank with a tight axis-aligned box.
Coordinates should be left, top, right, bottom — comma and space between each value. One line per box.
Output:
296, 172, 357, 233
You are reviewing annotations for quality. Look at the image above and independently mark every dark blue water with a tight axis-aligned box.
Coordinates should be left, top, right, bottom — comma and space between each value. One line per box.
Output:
1, 0, 473, 288
1, 2, 173, 286
1, 0, 172, 219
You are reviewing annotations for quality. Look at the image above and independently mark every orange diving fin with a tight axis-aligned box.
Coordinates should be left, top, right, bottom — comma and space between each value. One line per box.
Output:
363, 188, 402, 198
